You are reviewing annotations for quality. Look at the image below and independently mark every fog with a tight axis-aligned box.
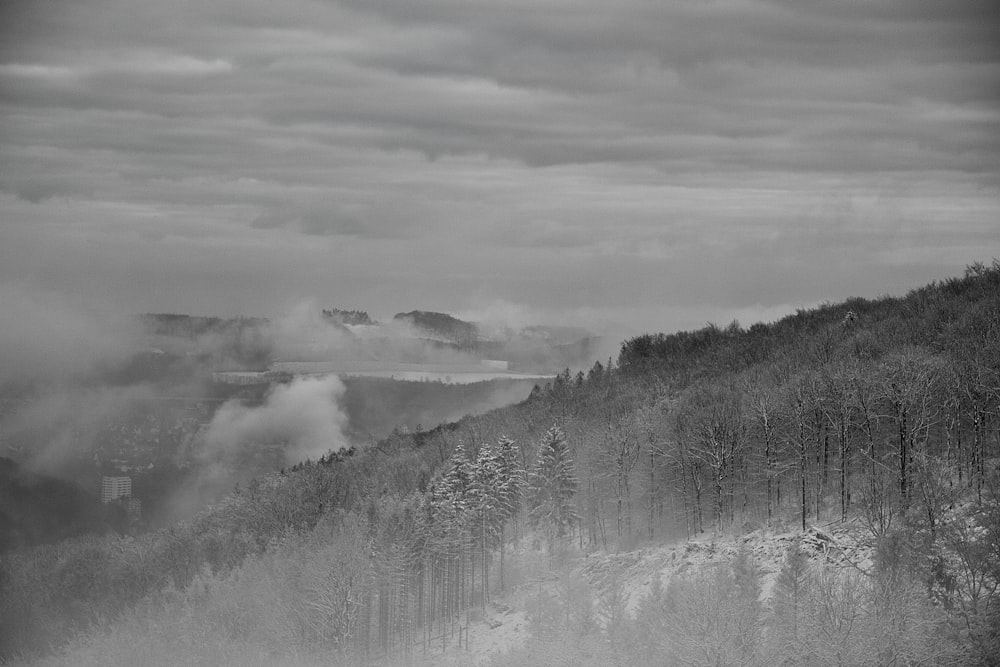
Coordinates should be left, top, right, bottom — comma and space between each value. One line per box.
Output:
0, 287, 596, 529
1, 383, 158, 476
202, 375, 349, 466
0, 283, 142, 385
0, 284, 151, 480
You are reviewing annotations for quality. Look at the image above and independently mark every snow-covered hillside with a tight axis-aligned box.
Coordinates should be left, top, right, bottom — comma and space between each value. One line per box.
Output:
413, 520, 878, 667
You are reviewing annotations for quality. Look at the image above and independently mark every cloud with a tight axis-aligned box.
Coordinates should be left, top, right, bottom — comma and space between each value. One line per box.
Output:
0, 283, 141, 384
201, 374, 349, 466
265, 300, 357, 360
0, 0, 997, 336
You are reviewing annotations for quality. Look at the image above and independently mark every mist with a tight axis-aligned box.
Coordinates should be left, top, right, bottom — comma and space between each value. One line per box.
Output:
264, 300, 492, 368
201, 374, 349, 466
2, 383, 157, 475
0, 284, 151, 481
0, 283, 142, 385
0, 288, 599, 531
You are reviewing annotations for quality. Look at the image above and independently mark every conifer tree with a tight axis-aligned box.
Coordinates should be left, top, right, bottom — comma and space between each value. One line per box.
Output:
528, 426, 579, 544
495, 436, 524, 523
494, 436, 524, 591
428, 443, 473, 562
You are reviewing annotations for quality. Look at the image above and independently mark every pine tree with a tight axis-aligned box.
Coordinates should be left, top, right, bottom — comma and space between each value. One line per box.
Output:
439, 442, 472, 506
469, 444, 504, 541
494, 436, 524, 591
528, 426, 579, 544
494, 436, 524, 524
468, 444, 504, 607
428, 442, 473, 560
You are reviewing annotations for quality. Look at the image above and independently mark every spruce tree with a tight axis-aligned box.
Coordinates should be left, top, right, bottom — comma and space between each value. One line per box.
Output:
469, 444, 503, 541
494, 435, 524, 591
495, 436, 524, 522
528, 426, 579, 542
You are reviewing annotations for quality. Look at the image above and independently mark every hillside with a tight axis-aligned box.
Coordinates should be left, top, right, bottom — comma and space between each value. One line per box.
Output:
3, 262, 999, 665
393, 310, 480, 348
0, 458, 118, 552
409, 519, 880, 667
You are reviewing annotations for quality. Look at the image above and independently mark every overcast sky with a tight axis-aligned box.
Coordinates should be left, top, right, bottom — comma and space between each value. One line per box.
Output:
1, 0, 998, 336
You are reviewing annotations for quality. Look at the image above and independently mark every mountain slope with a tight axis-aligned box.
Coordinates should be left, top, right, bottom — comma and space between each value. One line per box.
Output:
5, 262, 1000, 664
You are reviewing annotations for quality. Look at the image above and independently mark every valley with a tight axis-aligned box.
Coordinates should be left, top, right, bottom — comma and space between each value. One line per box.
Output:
0, 308, 590, 540
2, 264, 998, 665
3, 2, 996, 663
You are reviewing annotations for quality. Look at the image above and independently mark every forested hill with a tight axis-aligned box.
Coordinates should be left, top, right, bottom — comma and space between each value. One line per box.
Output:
393, 310, 479, 346
3, 262, 999, 665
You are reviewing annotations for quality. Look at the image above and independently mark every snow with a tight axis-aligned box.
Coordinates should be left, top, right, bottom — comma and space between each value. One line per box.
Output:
412, 519, 877, 666
408, 604, 530, 667
586, 520, 877, 616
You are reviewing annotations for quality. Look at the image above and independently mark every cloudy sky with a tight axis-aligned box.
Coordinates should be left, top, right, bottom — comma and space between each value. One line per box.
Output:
1, 0, 998, 335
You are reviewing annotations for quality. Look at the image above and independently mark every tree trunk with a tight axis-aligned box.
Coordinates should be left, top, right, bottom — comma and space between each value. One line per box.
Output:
765, 427, 773, 525
799, 402, 807, 532
840, 415, 848, 522
898, 407, 908, 509
648, 444, 655, 540
499, 524, 505, 592
482, 515, 488, 610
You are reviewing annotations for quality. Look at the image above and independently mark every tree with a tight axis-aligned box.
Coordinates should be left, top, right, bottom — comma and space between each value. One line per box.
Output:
878, 348, 946, 510
747, 373, 785, 526
599, 405, 641, 543
493, 436, 525, 591
527, 426, 579, 551
770, 541, 812, 659
816, 359, 862, 522
468, 442, 504, 607
679, 380, 749, 532
655, 565, 763, 666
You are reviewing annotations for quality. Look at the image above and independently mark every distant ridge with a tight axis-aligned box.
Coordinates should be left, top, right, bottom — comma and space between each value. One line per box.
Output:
393, 310, 478, 346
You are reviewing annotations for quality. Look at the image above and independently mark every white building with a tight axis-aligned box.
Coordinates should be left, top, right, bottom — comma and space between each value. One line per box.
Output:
101, 476, 132, 504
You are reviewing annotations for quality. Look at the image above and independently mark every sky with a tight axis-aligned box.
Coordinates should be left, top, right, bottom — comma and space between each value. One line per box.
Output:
1, 0, 998, 337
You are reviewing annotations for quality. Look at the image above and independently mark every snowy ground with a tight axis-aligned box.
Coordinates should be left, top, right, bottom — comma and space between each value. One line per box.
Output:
410, 519, 877, 666
582, 519, 877, 615
408, 605, 530, 667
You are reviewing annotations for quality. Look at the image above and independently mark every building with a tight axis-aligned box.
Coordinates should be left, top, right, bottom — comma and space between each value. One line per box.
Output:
101, 476, 132, 504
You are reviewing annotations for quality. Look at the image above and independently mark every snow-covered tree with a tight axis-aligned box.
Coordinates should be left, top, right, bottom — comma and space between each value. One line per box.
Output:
427, 442, 473, 560
469, 445, 503, 540
494, 436, 525, 522
528, 426, 579, 543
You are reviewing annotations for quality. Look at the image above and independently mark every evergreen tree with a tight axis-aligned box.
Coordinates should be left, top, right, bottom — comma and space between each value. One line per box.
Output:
469, 444, 504, 542
528, 426, 579, 542
428, 442, 473, 560
436, 442, 472, 515
494, 435, 524, 591
495, 436, 525, 522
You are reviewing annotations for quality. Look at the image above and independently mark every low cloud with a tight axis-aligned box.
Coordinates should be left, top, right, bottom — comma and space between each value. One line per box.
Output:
265, 300, 356, 362
162, 374, 349, 520
201, 374, 349, 466
0, 283, 140, 384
